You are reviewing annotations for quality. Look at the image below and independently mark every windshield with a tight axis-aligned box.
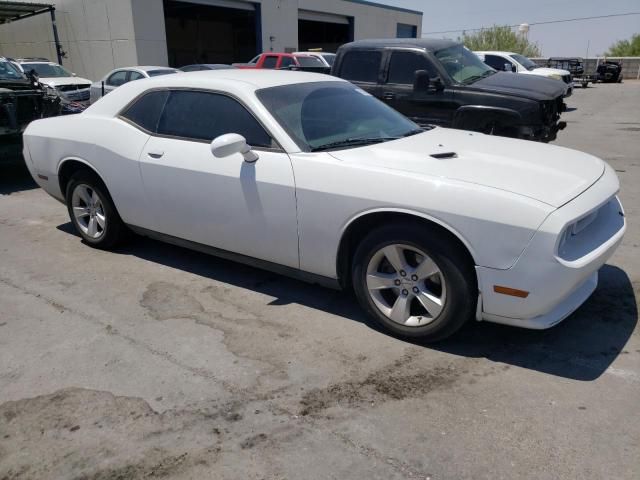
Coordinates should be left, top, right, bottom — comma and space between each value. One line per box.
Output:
296, 56, 325, 67
0, 60, 25, 80
257, 81, 422, 152
22, 63, 71, 78
147, 69, 178, 77
434, 45, 495, 84
511, 54, 538, 71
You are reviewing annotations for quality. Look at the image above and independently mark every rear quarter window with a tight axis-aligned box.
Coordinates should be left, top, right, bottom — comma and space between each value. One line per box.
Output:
120, 90, 169, 133
339, 50, 381, 83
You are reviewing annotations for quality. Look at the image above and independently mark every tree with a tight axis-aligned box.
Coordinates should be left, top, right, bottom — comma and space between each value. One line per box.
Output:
605, 34, 640, 56
460, 25, 542, 57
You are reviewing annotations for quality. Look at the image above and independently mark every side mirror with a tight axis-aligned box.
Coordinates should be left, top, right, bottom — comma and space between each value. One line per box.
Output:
72, 72, 77, 77
211, 133, 259, 163
503, 63, 513, 72
413, 70, 443, 92
413, 69, 431, 91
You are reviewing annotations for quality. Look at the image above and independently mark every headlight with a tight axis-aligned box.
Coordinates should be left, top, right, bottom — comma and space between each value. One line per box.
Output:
548, 74, 562, 81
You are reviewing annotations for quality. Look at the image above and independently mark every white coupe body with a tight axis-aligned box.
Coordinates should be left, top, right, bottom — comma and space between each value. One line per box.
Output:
23, 70, 625, 335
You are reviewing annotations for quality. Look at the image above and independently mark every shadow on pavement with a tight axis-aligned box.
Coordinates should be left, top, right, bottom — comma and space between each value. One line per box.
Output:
57, 222, 638, 382
0, 158, 37, 195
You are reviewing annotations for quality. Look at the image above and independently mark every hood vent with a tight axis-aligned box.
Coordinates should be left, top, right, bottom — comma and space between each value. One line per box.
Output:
430, 152, 457, 159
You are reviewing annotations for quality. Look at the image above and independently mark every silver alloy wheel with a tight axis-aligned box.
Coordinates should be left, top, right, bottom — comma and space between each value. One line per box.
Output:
71, 184, 106, 239
366, 243, 447, 327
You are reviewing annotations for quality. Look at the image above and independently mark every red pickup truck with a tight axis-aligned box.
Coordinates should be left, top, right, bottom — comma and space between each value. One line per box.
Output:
233, 53, 329, 73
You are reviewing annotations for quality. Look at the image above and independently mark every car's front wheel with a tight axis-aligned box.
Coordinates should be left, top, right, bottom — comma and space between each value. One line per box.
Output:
66, 170, 127, 249
352, 224, 477, 342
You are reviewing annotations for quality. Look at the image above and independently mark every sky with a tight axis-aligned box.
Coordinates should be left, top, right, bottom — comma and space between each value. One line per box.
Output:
372, 0, 640, 56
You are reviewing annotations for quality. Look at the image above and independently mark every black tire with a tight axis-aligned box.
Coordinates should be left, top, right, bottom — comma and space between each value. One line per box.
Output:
352, 223, 477, 342
65, 169, 128, 249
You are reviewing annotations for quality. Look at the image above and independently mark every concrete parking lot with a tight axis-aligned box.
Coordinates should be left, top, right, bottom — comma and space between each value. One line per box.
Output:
1, 82, 639, 480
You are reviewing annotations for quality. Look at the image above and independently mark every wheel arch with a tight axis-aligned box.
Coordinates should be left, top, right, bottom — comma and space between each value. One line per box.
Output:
57, 157, 108, 200
452, 105, 522, 132
335, 208, 479, 288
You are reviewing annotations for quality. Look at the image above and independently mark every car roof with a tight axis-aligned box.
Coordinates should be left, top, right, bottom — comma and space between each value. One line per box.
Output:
88, 69, 344, 116
339, 38, 459, 52
295, 51, 336, 55
135, 66, 179, 72
19, 60, 59, 65
475, 51, 518, 56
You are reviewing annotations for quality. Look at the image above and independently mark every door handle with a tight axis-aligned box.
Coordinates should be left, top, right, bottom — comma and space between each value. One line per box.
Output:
147, 151, 164, 159
382, 92, 395, 100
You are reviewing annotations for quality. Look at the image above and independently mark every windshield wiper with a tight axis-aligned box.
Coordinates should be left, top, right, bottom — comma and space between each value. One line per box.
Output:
463, 70, 495, 84
401, 128, 424, 137
311, 136, 400, 152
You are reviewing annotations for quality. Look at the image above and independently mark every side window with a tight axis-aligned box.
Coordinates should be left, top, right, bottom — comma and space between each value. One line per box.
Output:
120, 90, 169, 133
157, 90, 273, 147
387, 51, 436, 84
339, 50, 381, 83
484, 55, 510, 71
129, 71, 145, 81
280, 56, 295, 68
107, 70, 129, 86
262, 56, 278, 69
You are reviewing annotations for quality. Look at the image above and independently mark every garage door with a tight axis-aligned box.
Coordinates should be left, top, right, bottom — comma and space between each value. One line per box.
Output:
298, 10, 352, 53
164, 0, 259, 67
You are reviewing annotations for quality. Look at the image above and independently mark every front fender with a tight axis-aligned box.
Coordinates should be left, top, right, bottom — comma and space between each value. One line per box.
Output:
452, 105, 522, 130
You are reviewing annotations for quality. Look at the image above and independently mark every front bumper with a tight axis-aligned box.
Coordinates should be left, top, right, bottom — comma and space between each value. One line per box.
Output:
477, 166, 625, 329
519, 121, 567, 142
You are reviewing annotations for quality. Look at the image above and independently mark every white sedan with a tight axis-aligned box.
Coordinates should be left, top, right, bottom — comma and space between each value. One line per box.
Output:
89, 66, 179, 104
23, 70, 625, 341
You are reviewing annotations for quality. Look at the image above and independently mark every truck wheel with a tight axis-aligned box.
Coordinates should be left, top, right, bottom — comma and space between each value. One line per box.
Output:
351, 223, 477, 342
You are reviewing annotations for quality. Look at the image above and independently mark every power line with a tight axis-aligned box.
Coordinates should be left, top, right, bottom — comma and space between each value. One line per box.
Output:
422, 12, 640, 35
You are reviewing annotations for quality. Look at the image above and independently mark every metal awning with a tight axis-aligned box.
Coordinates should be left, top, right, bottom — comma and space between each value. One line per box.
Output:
0, 1, 64, 65
0, 1, 53, 24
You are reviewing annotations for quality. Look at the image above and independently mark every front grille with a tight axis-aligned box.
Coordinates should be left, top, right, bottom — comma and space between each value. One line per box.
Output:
57, 83, 91, 92
63, 90, 90, 101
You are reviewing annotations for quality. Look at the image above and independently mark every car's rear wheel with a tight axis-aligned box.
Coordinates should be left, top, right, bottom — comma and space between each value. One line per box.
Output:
66, 170, 127, 249
352, 224, 476, 341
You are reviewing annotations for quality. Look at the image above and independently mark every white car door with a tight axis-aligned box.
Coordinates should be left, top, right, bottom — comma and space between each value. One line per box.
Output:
135, 89, 300, 269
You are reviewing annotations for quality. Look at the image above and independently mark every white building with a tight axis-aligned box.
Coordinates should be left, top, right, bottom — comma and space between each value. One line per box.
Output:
0, 0, 422, 80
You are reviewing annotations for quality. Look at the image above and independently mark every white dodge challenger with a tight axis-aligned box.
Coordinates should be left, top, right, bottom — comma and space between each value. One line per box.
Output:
22, 70, 626, 341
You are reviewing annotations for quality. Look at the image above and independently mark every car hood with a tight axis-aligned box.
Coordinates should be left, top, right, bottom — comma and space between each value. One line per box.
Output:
39, 77, 92, 87
328, 128, 604, 208
0, 79, 39, 91
524, 67, 571, 77
471, 72, 566, 100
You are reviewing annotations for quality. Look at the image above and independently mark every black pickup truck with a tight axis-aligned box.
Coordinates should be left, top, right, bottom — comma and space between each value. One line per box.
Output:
332, 39, 567, 142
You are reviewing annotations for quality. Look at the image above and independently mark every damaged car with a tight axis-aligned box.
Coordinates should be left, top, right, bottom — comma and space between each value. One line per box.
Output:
333, 39, 568, 142
1, 57, 60, 160
15, 58, 92, 105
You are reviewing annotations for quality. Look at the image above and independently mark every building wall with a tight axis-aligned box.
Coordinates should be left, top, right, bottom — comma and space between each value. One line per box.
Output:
0, 0, 151, 80
0, 0, 422, 80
